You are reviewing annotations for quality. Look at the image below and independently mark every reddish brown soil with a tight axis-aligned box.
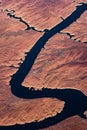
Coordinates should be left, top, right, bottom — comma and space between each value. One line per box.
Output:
0, 0, 87, 129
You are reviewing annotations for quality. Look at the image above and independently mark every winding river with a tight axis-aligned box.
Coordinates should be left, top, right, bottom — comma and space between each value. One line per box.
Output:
1, 3, 87, 130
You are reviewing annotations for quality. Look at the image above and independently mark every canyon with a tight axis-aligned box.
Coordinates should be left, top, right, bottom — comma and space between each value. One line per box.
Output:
0, 0, 87, 130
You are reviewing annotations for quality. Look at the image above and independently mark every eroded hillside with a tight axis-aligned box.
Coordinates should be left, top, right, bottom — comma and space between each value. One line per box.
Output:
0, 0, 87, 130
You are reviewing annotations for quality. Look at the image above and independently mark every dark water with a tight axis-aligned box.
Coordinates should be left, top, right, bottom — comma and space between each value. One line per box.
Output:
10, 3, 87, 98
1, 88, 87, 130
6, 10, 43, 32
1, 3, 87, 130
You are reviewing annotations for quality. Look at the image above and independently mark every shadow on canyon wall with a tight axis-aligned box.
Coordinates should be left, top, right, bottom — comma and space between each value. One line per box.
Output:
1, 3, 87, 130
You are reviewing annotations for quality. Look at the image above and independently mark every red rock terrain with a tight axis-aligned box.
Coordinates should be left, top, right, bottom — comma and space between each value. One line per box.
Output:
0, 0, 87, 130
